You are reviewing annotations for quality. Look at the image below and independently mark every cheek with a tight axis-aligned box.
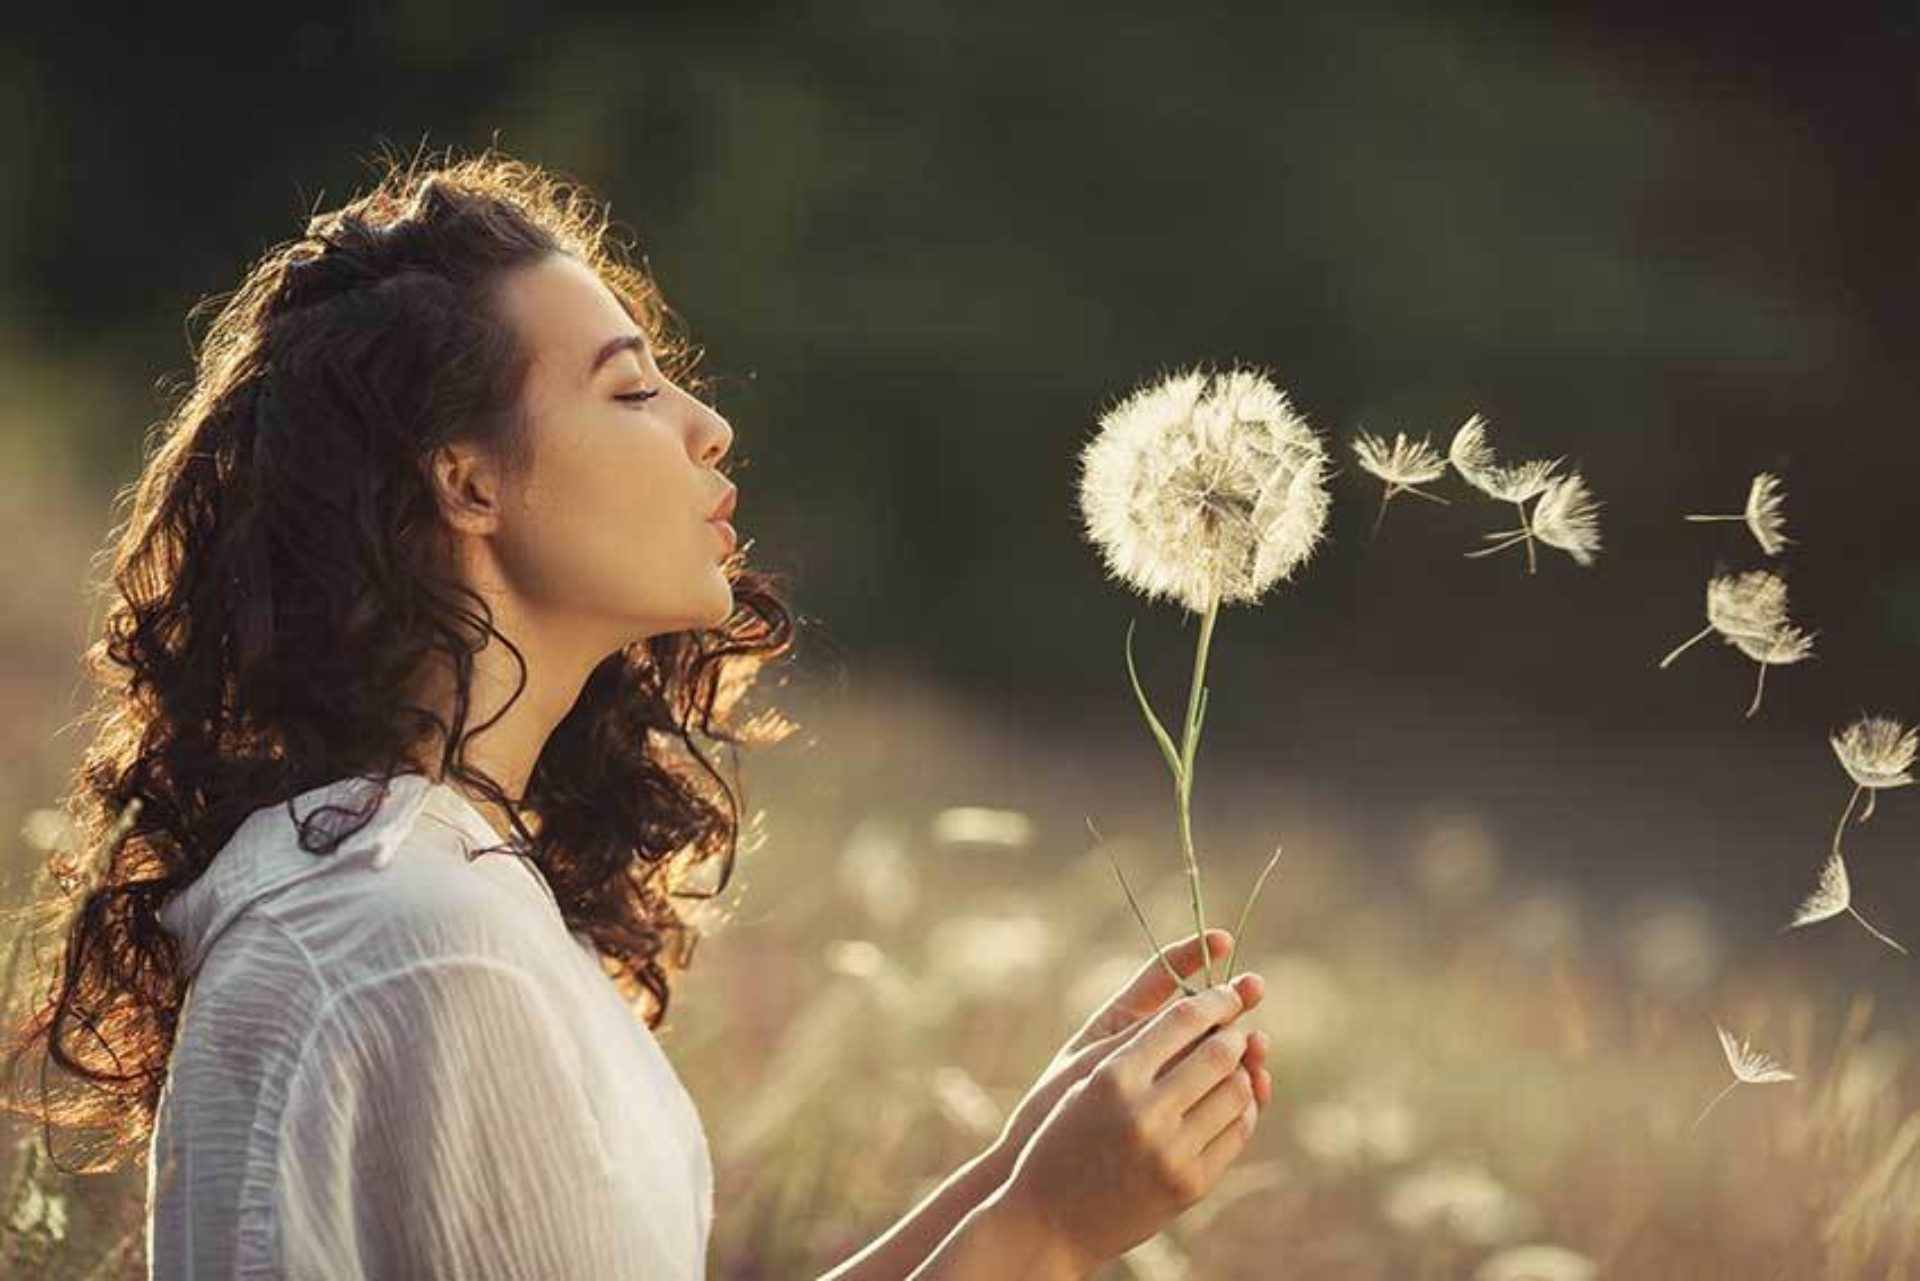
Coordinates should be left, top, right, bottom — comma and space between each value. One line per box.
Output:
496, 429, 694, 607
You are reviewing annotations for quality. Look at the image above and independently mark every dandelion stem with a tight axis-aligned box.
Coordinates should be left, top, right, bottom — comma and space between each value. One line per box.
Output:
1659, 626, 1714, 669
1402, 485, 1451, 506
1223, 843, 1283, 984
1371, 487, 1394, 543
1847, 904, 1909, 955
1683, 514, 1743, 523
1689, 1079, 1741, 1135
1092, 818, 1201, 998
1832, 785, 1862, 859
1861, 788, 1879, 824
1746, 660, 1769, 718
1177, 583, 1223, 988
1515, 500, 1537, 575
1464, 532, 1530, 559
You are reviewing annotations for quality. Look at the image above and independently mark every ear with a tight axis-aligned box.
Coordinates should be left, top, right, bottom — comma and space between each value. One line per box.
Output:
428, 440, 504, 536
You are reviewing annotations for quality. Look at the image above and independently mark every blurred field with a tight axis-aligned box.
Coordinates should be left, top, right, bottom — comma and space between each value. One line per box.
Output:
7, 662, 1920, 1279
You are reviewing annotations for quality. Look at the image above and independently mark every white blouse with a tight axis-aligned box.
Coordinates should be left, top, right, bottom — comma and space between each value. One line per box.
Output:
146, 771, 714, 1280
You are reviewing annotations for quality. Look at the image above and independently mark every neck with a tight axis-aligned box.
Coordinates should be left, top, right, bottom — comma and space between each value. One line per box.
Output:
407, 595, 627, 842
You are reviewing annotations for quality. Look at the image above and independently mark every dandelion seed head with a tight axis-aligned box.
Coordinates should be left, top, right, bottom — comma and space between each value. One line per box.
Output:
1830, 714, 1918, 791
1447, 413, 1562, 503
1727, 623, 1815, 667
1790, 849, 1850, 927
1744, 472, 1791, 556
1078, 364, 1332, 613
1704, 569, 1792, 641
1353, 430, 1447, 488
1716, 1024, 1796, 1085
1529, 471, 1603, 566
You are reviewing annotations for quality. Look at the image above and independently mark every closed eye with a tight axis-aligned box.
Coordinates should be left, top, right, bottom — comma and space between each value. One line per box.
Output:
615, 389, 660, 405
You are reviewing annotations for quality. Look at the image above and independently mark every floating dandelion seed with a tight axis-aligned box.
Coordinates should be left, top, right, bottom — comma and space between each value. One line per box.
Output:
1657, 569, 1813, 717
1684, 471, 1791, 556
1727, 623, 1816, 719
1784, 847, 1908, 954
1827, 714, 1917, 860
1471, 471, 1603, 568
1692, 1024, 1795, 1134
1449, 413, 1565, 574
1352, 430, 1451, 540
1078, 363, 1332, 987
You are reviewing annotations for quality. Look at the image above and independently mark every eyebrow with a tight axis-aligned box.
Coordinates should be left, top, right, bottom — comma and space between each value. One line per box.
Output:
588, 332, 650, 380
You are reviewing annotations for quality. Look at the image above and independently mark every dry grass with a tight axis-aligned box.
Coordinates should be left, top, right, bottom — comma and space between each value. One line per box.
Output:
5, 671, 1920, 1279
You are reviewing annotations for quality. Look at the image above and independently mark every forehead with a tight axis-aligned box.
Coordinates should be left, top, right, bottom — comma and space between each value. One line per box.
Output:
492, 252, 643, 382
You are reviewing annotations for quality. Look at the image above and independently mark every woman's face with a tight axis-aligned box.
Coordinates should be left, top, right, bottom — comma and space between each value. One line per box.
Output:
478, 252, 737, 645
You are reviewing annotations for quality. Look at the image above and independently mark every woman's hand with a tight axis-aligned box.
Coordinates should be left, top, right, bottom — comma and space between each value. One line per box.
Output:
987, 930, 1271, 1183
998, 979, 1271, 1274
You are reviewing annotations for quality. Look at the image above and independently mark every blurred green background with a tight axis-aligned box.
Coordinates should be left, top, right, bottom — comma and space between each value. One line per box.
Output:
6, 0, 1917, 912
4, 4, 1920, 1276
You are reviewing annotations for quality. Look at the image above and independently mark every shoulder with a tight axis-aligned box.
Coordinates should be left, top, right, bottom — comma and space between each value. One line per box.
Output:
240, 779, 573, 985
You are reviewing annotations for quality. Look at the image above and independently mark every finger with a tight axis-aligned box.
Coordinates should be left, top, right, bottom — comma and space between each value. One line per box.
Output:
1158, 974, 1264, 1075
1243, 1032, 1271, 1109
1244, 1029, 1269, 1073
1190, 1089, 1260, 1189
1180, 1065, 1257, 1145
1151, 1024, 1253, 1116
1105, 930, 1234, 1027
1114, 983, 1245, 1083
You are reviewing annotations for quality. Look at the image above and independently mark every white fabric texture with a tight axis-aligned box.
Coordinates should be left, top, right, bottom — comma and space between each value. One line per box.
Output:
145, 771, 714, 1280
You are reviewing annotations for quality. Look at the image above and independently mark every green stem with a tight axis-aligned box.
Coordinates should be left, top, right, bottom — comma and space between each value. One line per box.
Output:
1177, 583, 1223, 988
1223, 843, 1284, 984
1089, 816, 1201, 998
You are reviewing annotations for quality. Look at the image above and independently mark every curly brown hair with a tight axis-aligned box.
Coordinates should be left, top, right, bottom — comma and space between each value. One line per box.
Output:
0, 144, 801, 1175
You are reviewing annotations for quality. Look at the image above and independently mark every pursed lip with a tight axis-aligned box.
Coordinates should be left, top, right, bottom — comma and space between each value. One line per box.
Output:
708, 484, 737, 522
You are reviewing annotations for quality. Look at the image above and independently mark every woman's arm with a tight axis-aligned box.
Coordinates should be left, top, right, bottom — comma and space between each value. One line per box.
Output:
816, 1150, 1084, 1281
814, 1144, 1030, 1281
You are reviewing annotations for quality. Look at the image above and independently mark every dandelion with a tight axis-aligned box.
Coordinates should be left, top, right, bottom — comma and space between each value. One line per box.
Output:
1078, 363, 1332, 988
1827, 714, 1917, 858
1684, 471, 1791, 556
1657, 569, 1814, 718
1352, 430, 1450, 540
1449, 413, 1566, 574
1784, 847, 1907, 955
1469, 471, 1602, 568
1691, 1024, 1795, 1134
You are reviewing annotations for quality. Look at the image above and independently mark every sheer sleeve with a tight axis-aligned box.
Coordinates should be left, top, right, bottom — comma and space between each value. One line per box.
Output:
274, 955, 680, 1280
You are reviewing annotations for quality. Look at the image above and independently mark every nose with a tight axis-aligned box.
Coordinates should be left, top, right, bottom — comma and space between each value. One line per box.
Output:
694, 404, 733, 468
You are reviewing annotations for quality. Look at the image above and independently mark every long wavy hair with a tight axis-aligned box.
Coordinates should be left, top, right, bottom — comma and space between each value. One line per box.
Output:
0, 145, 801, 1175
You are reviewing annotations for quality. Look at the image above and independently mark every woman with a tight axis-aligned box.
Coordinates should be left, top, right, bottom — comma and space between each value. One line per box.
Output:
2, 147, 1273, 1279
